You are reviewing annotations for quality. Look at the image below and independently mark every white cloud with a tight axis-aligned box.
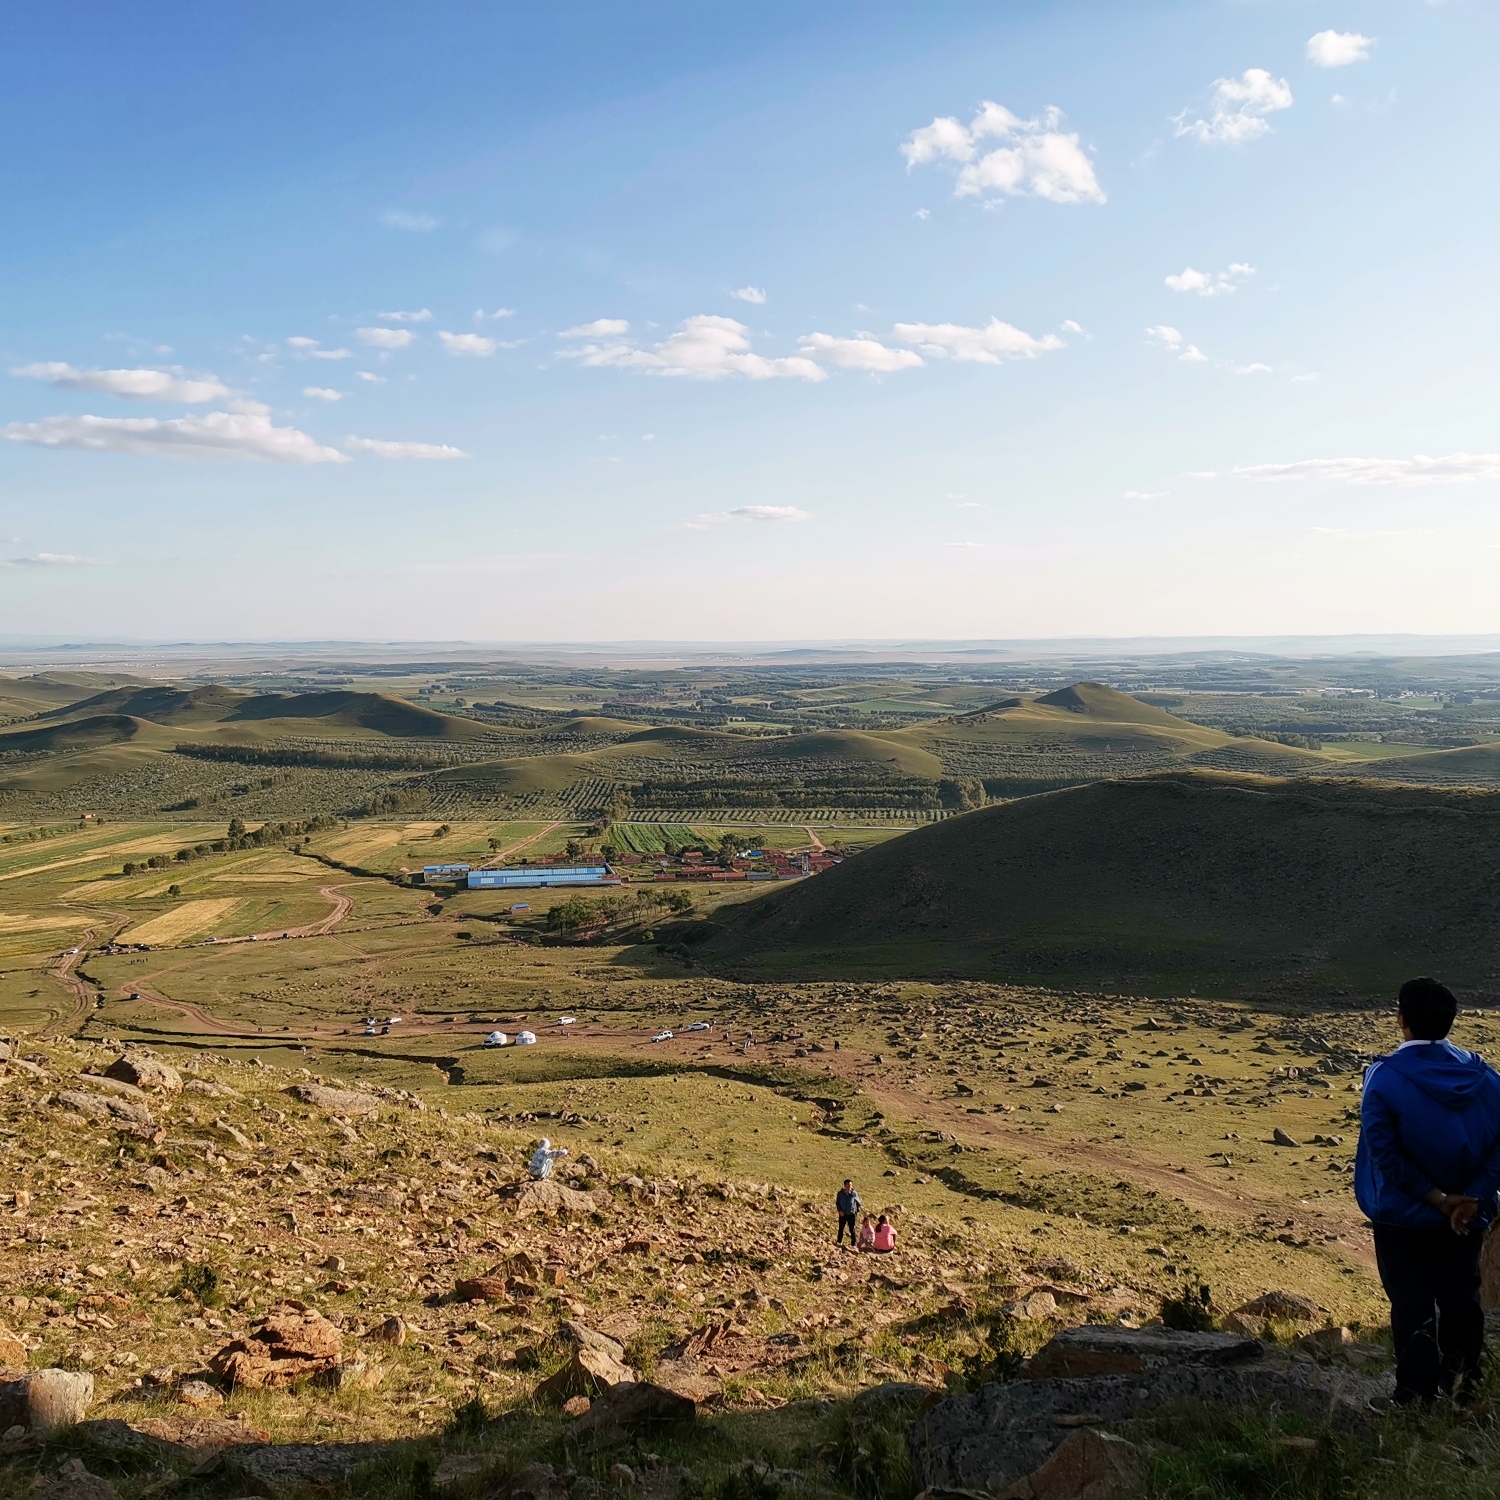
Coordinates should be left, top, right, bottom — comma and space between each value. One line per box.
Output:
1165, 262, 1255, 296
379, 308, 432, 323
303, 387, 342, 401
2, 411, 348, 464
2, 552, 98, 568
893, 317, 1063, 363
564, 315, 826, 382
1175, 69, 1293, 144
474, 308, 516, 321
438, 331, 496, 357
797, 333, 924, 373
1231, 453, 1500, 485
357, 327, 415, 349
345, 436, 470, 460
1307, 30, 1372, 67
731, 286, 767, 304
1124, 490, 1169, 500
287, 337, 351, 359
1061, 319, 1085, 334
382, 210, 438, 232
1145, 325, 1207, 361
356, 371, 385, 383
684, 505, 812, 531
12, 362, 230, 403
1224, 361, 1272, 375
561, 319, 630, 338
901, 101, 1105, 204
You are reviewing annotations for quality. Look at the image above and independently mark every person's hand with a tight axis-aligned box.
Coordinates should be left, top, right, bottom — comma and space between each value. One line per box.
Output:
1444, 1194, 1480, 1235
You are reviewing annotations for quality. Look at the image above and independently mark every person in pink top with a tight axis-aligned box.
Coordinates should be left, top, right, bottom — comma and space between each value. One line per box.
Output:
870, 1215, 896, 1253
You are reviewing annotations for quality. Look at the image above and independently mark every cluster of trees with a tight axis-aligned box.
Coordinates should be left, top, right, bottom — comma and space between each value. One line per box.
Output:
121, 814, 339, 875
172, 742, 449, 771
543, 885, 694, 935
352, 789, 427, 817
0, 818, 95, 846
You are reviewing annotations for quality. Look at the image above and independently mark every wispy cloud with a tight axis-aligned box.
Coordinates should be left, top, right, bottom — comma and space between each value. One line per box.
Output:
893, 317, 1063, 363
1124, 490, 1170, 500
303, 387, 342, 401
474, 308, 516, 322
1232, 453, 1500, 485
1165, 263, 1255, 297
12, 362, 230, 403
381, 210, 438, 232
378, 308, 432, 323
730, 286, 767, 304
287, 337, 352, 360
438, 331, 496, 357
684, 504, 812, 531
345, 436, 470, 460
2, 552, 101, 568
1174, 69, 1293, 145
356, 327, 415, 350
797, 333, 924, 373
1307, 30, 1372, 68
2, 411, 348, 464
561, 319, 630, 338
563, 316, 826, 382
902, 100, 1105, 204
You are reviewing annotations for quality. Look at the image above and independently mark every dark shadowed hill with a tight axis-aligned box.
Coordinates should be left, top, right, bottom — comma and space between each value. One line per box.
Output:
708, 770, 1500, 996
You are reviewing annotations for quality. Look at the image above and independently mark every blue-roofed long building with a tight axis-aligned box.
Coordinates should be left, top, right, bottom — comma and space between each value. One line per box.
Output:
467, 865, 616, 889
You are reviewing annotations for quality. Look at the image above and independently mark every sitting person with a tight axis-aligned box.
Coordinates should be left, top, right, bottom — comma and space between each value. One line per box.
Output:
857, 1213, 876, 1250
870, 1214, 896, 1253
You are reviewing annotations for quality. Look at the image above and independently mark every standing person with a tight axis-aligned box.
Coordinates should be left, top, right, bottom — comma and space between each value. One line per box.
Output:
835, 1179, 861, 1247
1355, 977, 1500, 1405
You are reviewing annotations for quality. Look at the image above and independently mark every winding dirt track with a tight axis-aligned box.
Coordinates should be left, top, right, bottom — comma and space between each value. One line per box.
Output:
40, 943, 97, 1039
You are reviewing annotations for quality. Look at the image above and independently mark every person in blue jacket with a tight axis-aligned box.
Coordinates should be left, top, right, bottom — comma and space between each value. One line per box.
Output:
835, 1179, 861, 1247
1355, 976, 1500, 1404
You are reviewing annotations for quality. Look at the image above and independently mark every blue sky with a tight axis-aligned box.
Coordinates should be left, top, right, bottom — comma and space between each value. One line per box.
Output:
2, 1, 1497, 641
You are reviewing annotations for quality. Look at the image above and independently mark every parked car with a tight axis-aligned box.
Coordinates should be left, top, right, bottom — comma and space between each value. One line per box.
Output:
686, 1021, 712, 1032
651, 1030, 674, 1043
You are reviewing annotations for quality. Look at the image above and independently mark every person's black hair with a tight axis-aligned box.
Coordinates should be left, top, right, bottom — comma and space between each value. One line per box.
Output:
1398, 977, 1458, 1041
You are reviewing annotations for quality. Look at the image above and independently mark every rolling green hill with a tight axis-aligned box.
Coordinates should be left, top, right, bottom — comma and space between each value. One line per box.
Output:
707, 770, 1500, 995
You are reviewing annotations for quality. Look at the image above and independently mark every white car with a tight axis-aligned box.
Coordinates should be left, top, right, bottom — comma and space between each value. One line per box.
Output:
686, 1021, 712, 1032
483, 1031, 509, 1048
651, 1030, 674, 1043
558, 1016, 577, 1026
387, 1016, 402, 1024
364, 1026, 378, 1037
515, 1031, 538, 1046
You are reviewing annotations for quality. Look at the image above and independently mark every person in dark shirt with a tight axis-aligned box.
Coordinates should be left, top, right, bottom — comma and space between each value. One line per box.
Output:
835, 1179, 861, 1247
1355, 977, 1500, 1404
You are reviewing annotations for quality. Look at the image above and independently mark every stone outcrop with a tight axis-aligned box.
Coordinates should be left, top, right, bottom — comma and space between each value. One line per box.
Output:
571, 1380, 697, 1442
55, 1090, 152, 1127
534, 1345, 637, 1402
502, 1179, 601, 1218
909, 1330, 1390, 1497
34, 1458, 118, 1500
998, 1427, 1146, 1500
1026, 1326, 1262, 1380
208, 1304, 343, 1388
131, 1413, 271, 1457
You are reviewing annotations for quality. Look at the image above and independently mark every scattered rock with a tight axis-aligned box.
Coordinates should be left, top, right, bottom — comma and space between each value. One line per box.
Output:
435, 1453, 495, 1488
34, 1457, 118, 1500
1232, 1291, 1323, 1323
58, 1420, 185, 1465
76, 1076, 148, 1104
1026, 1327, 1261, 1381
455, 1276, 510, 1304
609, 1463, 637, 1488
367, 1315, 408, 1346
285, 1084, 381, 1116
55, 1091, 152, 1127
0, 1368, 93, 1434
572, 1381, 697, 1443
562, 1395, 592, 1417
652, 1362, 722, 1404
0, 1324, 26, 1369
1299, 1327, 1355, 1352
1272, 1128, 1300, 1148
231, 1442, 386, 1487
999, 1427, 1146, 1500
317, 1361, 385, 1391
558, 1320, 626, 1362
504, 1179, 600, 1218
1002, 1292, 1057, 1321
852, 1382, 939, 1412
104, 1050, 183, 1095
208, 1304, 343, 1388
535, 1346, 637, 1402
491, 1462, 570, 1500
176, 1379, 224, 1409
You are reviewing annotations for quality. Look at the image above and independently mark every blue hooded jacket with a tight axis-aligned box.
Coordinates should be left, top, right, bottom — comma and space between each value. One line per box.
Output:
1355, 1040, 1500, 1230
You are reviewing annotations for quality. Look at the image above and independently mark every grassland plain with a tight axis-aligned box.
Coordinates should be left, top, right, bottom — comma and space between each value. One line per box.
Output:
8, 816, 1500, 1500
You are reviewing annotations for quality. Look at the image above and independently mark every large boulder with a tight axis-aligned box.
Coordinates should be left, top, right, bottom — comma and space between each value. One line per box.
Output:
571, 1381, 697, 1442
455, 1276, 511, 1304
104, 1050, 183, 1095
535, 1346, 637, 1402
285, 1084, 381, 1116
0, 1368, 94, 1434
131, 1413, 271, 1458
909, 1359, 1389, 1495
558, 1320, 627, 1362
502, 1179, 600, 1218
1026, 1327, 1261, 1380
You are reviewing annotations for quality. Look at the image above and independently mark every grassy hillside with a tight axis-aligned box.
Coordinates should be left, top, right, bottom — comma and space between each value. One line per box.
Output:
708, 769, 1500, 995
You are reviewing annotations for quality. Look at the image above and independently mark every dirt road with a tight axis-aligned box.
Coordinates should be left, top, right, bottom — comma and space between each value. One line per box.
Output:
40, 942, 97, 1039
